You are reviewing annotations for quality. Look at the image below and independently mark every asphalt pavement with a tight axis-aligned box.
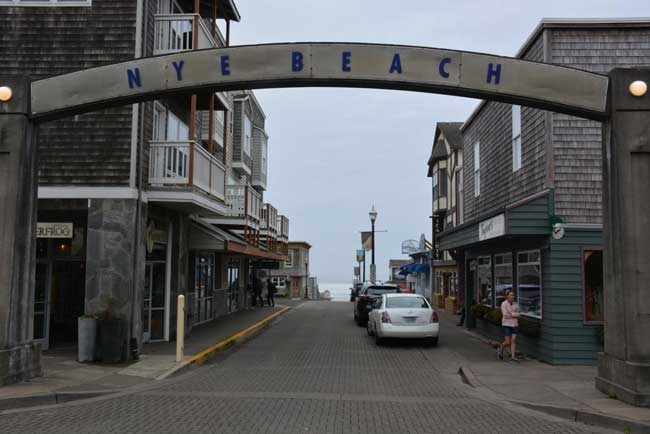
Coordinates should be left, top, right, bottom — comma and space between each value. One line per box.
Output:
0, 301, 616, 434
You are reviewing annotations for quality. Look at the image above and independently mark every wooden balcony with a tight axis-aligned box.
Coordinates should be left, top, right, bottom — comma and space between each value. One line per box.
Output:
261, 204, 279, 250
148, 140, 226, 206
153, 14, 225, 55
205, 184, 262, 246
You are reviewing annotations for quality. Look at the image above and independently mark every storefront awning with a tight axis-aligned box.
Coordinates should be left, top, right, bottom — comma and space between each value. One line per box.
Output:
398, 263, 429, 275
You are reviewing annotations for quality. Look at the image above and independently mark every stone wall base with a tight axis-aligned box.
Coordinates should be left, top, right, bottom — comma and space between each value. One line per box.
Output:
596, 352, 650, 407
0, 343, 42, 386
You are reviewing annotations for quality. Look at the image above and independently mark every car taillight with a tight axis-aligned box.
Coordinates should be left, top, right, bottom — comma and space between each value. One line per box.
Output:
431, 311, 439, 323
381, 311, 391, 323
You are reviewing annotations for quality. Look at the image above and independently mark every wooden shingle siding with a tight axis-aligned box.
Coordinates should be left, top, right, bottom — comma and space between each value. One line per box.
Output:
463, 36, 547, 222
0, 0, 138, 185
550, 28, 650, 224
542, 227, 603, 364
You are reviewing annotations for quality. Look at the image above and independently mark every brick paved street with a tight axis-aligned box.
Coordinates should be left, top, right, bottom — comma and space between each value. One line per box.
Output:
0, 302, 613, 434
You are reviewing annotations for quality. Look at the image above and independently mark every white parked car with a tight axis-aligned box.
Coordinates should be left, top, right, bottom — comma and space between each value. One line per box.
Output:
367, 293, 439, 346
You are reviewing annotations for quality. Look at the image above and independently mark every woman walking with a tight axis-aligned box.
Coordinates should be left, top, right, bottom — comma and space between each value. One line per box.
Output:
497, 291, 521, 363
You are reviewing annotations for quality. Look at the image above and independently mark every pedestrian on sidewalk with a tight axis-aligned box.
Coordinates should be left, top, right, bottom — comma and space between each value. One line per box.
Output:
497, 291, 521, 363
266, 278, 277, 307
252, 276, 264, 308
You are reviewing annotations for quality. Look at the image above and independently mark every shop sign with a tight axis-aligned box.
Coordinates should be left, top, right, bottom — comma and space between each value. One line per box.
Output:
37, 222, 73, 238
478, 214, 505, 241
401, 239, 419, 254
356, 249, 365, 262
257, 261, 280, 270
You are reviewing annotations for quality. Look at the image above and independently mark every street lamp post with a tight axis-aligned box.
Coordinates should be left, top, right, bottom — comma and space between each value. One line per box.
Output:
369, 205, 378, 283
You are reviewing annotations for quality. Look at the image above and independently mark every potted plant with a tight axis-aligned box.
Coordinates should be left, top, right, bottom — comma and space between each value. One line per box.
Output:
78, 314, 98, 362
97, 297, 127, 363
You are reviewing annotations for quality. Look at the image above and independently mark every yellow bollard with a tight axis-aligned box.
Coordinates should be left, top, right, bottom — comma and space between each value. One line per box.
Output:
176, 294, 185, 362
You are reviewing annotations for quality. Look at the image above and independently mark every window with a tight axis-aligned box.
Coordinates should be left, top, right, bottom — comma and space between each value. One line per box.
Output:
439, 168, 448, 198
285, 250, 294, 268
432, 169, 438, 201
473, 141, 481, 197
517, 250, 542, 318
512, 105, 522, 171
583, 250, 603, 323
261, 136, 268, 175
0, 0, 91, 5
152, 103, 166, 141
494, 253, 513, 307
271, 277, 286, 288
386, 296, 430, 309
458, 169, 464, 224
477, 256, 493, 307
243, 116, 252, 155
193, 253, 215, 325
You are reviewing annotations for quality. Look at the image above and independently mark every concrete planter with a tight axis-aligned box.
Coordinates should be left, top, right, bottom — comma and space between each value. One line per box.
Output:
77, 317, 97, 363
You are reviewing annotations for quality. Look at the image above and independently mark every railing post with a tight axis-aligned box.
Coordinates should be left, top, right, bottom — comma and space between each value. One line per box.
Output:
176, 294, 185, 362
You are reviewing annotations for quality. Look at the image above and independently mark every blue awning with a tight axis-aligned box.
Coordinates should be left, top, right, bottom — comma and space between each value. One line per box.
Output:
398, 263, 428, 274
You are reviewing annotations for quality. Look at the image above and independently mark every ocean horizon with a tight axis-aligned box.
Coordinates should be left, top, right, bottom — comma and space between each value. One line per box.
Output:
318, 282, 353, 302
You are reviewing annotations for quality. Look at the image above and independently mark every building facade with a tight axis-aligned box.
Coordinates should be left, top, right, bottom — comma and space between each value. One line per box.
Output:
437, 19, 650, 365
0, 0, 291, 382
267, 242, 312, 299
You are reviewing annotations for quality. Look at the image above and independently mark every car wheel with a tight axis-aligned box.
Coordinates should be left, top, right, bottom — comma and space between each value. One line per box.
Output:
429, 337, 439, 347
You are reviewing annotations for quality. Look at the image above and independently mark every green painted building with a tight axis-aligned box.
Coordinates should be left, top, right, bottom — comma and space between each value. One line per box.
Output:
433, 18, 650, 365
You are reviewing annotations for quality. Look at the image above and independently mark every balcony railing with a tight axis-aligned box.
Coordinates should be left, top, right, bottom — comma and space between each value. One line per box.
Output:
261, 204, 279, 233
149, 140, 225, 200
277, 215, 290, 240
225, 184, 262, 223
153, 13, 225, 55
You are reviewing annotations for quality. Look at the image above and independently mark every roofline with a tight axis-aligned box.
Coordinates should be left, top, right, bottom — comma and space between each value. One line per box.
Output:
234, 90, 267, 119
226, 0, 242, 22
461, 17, 650, 133
288, 241, 312, 249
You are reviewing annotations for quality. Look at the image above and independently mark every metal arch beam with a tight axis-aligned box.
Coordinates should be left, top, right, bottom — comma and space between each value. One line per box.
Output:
30, 42, 609, 121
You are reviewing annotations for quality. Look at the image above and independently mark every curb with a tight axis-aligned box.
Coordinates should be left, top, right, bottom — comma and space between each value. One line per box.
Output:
0, 390, 114, 411
515, 401, 650, 434
458, 363, 650, 433
0, 306, 291, 411
156, 306, 291, 380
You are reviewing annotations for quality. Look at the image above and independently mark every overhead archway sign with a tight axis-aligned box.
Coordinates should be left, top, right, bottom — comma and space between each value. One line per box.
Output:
31, 42, 609, 121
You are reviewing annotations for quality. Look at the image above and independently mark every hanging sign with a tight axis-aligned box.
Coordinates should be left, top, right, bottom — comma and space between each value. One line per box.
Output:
401, 239, 419, 254
356, 249, 365, 262
37, 222, 73, 238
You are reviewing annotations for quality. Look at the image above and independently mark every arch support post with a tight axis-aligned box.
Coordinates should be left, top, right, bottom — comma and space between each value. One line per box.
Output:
0, 76, 42, 384
596, 68, 650, 407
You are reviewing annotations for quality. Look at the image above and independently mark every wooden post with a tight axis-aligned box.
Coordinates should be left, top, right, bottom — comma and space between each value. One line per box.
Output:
176, 295, 185, 362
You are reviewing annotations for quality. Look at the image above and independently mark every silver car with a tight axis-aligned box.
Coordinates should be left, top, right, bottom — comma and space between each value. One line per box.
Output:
367, 293, 439, 346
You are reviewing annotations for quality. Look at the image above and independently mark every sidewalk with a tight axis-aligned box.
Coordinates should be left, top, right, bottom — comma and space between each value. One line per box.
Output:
438, 311, 650, 432
0, 302, 298, 411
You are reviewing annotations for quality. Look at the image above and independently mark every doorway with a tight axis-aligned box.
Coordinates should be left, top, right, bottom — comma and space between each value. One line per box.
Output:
143, 262, 167, 342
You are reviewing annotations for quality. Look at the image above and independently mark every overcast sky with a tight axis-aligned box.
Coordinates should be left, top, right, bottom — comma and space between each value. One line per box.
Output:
229, 1, 649, 284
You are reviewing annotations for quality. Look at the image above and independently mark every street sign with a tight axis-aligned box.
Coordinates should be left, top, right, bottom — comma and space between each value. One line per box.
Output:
356, 249, 365, 262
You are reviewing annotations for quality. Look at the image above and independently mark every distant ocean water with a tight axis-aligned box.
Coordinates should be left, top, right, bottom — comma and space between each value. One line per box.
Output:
319, 282, 353, 302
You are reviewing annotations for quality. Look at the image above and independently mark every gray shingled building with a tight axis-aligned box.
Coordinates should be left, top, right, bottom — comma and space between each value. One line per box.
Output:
436, 18, 650, 365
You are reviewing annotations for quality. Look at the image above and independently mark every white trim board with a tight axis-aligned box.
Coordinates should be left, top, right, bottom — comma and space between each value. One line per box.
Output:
38, 186, 145, 200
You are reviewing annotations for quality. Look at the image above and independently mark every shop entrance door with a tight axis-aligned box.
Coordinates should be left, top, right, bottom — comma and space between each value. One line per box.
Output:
143, 262, 167, 342
49, 261, 85, 349
33, 262, 51, 350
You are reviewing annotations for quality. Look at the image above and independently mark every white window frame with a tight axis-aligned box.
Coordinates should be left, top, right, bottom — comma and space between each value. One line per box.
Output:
473, 141, 481, 197
271, 277, 286, 288
152, 102, 167, 141
243, 115, 252, 156
0, 0, 91, 5
284, 250, 294, 268
512, 105, 522, 171
517, 249, 542, 319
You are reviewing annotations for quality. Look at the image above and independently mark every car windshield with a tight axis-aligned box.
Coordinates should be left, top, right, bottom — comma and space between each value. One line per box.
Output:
386, 297, 430, 309
366, 286, 399, 295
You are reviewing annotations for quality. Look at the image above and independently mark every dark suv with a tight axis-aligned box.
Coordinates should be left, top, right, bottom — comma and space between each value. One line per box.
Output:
353, 284, 401, 326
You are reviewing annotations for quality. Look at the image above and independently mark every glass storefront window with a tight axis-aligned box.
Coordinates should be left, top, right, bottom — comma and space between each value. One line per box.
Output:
494, 253, 513, 307
583, 250, 604, 323
194, 253, 215, 325
227, 260, 240, 313
517, 250, 542, 318
478, 256, 493, 307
